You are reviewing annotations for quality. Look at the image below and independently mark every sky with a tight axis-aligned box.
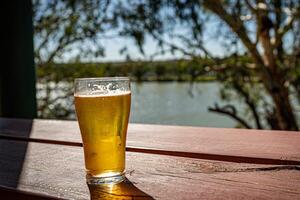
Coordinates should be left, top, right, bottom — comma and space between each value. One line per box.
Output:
59, 29, 228, 63
57, 14, 231, 63
97, 34, 226, 62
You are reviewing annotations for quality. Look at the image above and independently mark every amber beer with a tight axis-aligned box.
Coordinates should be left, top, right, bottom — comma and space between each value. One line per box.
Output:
74, 78, 131, 184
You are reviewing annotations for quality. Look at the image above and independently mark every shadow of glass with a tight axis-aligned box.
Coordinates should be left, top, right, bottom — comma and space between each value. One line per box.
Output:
88, 177, 154, 200
0, 119, 33, 187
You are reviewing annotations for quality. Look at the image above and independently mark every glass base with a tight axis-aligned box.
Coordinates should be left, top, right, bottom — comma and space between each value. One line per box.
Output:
86, 172, 125, 185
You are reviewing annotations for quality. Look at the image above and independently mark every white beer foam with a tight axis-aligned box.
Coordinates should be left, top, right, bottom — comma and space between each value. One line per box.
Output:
74, 90, 131, 97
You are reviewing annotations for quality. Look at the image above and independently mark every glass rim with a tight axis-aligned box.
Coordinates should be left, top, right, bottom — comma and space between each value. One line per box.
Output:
74, 77, 130, 82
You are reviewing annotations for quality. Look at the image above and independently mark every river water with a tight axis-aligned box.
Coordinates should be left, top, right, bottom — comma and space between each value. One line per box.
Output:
38, 81, 249, 128
130, 82, 238, 128
38, 81, 300, 128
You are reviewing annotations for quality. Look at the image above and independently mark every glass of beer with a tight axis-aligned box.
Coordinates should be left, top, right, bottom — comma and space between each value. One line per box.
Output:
74, 77, 131, 184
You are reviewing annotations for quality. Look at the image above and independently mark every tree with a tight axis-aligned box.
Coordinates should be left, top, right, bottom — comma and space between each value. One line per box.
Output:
33, 0, 116, 118
33, 0, 115, 65
114, 0, 300, 130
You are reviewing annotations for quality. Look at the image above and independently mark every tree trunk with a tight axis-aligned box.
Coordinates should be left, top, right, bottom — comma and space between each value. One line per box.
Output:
271, 83, 298, 130
202, 1, 298, 130
258, 14, 298, 131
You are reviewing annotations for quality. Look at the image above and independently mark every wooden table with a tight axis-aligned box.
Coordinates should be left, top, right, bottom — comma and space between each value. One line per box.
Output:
0, 118, 299, 199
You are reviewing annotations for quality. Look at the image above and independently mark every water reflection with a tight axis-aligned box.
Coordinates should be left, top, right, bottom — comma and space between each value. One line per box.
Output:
88, 178, 154, 200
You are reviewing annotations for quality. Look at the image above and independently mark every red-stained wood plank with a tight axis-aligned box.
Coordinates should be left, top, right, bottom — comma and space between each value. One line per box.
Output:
0, 139, 300, 200
1, 133, 299, 165
0, 118, 299, 164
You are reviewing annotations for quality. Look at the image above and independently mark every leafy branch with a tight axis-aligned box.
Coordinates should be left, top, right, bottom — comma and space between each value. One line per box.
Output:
208, 104, 252, 129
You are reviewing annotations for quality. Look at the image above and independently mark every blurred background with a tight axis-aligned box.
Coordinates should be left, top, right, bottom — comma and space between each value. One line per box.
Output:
2, 0, 300, 130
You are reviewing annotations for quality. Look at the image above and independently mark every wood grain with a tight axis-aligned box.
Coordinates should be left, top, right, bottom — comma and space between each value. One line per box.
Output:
0, 118, 299, 164
0, 139, 300, 200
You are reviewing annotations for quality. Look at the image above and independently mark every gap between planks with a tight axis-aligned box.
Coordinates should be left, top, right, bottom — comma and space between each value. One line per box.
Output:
0, 134, 300, 166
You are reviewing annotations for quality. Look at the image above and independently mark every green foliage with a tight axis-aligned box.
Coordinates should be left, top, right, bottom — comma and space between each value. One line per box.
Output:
33, 0, 114, 63
37, 59, 217, 82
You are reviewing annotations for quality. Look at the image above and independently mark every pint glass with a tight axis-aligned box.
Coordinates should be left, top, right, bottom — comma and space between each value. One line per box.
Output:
74, 77, 131, 184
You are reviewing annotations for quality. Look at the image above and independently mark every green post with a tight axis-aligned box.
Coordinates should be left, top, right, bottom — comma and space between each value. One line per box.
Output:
0, 0, 37, 118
